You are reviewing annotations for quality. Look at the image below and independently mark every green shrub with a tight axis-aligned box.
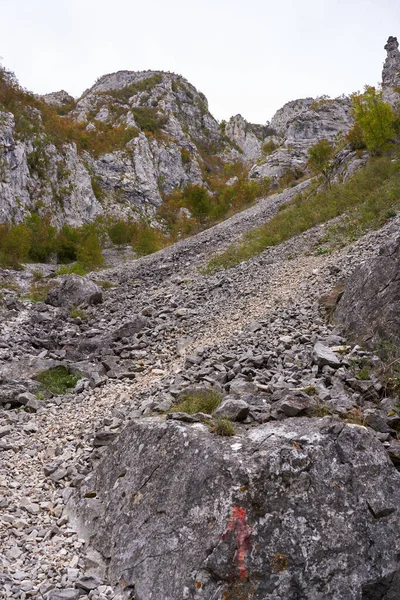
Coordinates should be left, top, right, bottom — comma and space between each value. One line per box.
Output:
56, 262, 88, 276
0, 223, 32, 268
131, 107, 167, 134
307, 139, 334, 186
346, 123, 367, 151
184, 185, 211, 220
107, 220, 136, 245
76, 232, 104, 270
180, 147, 191, 165
262, 140, 278, 155
56, 225, 80, 263
169, 388, 223, 415
25, 214, 57, 262
35, 366, 80, 395
132, 223, 166, 257
351, 86, 396, 154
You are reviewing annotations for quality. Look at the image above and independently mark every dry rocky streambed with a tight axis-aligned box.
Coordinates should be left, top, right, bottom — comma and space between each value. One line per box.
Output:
1, 183, 400, 599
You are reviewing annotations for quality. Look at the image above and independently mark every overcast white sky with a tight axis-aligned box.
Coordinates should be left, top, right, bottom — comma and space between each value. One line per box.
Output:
1, 0, 399, 123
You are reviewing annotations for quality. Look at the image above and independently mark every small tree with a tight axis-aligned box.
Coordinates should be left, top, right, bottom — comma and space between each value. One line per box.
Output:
0, 223, 32, 268
56, 224, 80, 263
77, 232, 104, 271
107, 220, 135, 246
184, 185, 211, 221
132, 223, 164, 257
25, 214, 57, 262
307, 139, 334, 187
351, 86, 396, 154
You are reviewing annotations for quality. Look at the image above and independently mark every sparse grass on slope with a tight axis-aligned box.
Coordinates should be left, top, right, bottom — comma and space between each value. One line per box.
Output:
35, 366, 80, 395
169, 388, 222, 415
205, 149, 400, 273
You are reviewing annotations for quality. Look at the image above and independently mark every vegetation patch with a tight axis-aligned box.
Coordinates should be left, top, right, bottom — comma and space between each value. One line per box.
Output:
205, 148, 400, 273
35, 366, 80, 395
169, 388, 223, 415
210, 417, 236, 436
70, 306, 90, 320
340, 408, 366, 426
96, 280, 118, 289
377, 341, 400, 399
131, 107, 167, 134
24, 281, 56, 303
56, 262, 88, 276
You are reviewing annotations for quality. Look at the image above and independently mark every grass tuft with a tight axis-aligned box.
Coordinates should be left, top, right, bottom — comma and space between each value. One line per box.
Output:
210, 417, 236, 436
169, 388, 223, 415
35, 366, 80, 395
96, 280, 118, 289
70, 306, 90, 320
24, 282, 56, 303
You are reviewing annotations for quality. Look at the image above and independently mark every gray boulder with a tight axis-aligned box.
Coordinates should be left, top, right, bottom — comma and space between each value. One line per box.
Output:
46, 275, 102, 308
112, 317, 149, 340
214, 397, 250, 421
71, 418, 400, 600
334, 235, 400, 350
312, 342, 341, 368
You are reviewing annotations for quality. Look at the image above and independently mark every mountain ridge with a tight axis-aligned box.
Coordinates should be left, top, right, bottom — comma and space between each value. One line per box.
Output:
0, 35, 399, 231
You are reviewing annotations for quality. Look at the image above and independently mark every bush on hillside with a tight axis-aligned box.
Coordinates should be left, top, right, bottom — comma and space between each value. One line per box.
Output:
351, 86, 396, 154
0, 223, 32, 268
308, 139, 334, 187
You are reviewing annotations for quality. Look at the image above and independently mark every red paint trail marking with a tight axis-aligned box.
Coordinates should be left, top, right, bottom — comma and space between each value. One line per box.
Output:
222, 505, 251, 579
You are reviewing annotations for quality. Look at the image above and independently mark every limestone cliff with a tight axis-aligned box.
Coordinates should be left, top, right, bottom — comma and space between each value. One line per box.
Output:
249, 96, 353, 182
0, 69, 236, 226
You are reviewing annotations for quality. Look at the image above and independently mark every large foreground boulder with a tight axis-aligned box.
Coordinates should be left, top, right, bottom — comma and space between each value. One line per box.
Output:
46, 275, 102, 308
71, 418, 400, 600
334, 234, 400, 349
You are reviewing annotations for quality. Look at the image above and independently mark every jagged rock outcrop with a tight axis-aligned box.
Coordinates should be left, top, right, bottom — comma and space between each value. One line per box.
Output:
41, 90, 75, 108
224, 114, 276, 163
0, 111, 103, 226
73, 70, 221, 209
334, 234, 400, 350
72, 417, 400, 600
250, 96, 353, 182
382, 36, 400, 106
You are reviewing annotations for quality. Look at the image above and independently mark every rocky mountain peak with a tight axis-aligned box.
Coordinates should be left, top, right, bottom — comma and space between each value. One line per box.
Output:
41, 90, 75, 107
224, 114, 275, 163
382, 36, 400, 104
383, 35, 400, 85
